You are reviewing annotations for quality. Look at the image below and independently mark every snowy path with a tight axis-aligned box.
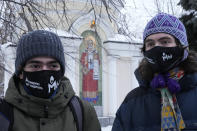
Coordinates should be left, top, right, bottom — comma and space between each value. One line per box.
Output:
102, 126, 112, 131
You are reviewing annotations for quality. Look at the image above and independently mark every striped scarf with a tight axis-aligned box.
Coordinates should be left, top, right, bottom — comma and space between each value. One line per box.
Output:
151, 68, 185, 131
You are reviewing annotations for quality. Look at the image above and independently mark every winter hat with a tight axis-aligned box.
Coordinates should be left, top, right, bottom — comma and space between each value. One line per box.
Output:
15, 30, 65, 76
143, 13, 188, 47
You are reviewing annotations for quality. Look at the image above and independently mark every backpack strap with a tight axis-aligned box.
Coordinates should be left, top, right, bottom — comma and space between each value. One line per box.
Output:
69, 96, 83, 131
0, 96, 83, 131
0, 99, 14, 131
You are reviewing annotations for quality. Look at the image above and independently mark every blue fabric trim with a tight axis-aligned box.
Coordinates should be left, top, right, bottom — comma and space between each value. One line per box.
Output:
23, 85, 32, 95
0, 112, 9, 122
82, 96, 99, 102
49, 88, 59, 98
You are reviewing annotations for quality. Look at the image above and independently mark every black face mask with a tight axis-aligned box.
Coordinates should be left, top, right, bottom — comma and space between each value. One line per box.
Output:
22, 70, 62, 99
144, 46, 184, 73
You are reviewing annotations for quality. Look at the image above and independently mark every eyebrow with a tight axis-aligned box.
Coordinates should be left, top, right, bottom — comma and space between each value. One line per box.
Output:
26, 60, 59, 65
158, 36, 172, 41
144, 39, 153, 43
145, 36, 172, 43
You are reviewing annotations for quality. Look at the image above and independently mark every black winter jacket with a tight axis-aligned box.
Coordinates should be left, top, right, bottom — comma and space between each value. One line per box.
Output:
112, 70, 197, 131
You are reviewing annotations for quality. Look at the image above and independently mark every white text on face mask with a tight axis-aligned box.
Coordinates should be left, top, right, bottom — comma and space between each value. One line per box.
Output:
25, 78, 43, 90
162, 52, 172, 61
48, 76, 59, 93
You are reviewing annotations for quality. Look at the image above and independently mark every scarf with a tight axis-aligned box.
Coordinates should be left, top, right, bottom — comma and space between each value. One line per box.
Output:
151, 68, 185, 131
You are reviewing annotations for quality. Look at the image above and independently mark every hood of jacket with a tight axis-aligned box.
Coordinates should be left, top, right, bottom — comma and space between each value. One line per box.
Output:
134, 68, 149, 88
134, 68, 197, 92
4, 75, 75, 118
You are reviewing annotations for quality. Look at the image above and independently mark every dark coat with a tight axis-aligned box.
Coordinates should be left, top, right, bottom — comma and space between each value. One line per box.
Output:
4, 76, 101, 131
112, 69, 197, 131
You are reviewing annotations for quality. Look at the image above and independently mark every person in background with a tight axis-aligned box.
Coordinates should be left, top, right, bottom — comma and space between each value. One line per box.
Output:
0, 30, 101, 131
112, 13, 197, 131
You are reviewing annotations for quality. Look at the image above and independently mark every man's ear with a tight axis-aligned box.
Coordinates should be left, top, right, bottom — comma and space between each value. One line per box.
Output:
19, 72, 23, 79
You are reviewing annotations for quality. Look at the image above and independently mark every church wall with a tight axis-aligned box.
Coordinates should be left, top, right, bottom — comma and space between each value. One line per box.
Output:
103, 41, 142, 116
1, 1, 142, 124
75, 24, 108, 41
19, 0, 119, 36
61, 37, 82, 96
102, 47, 110, 116
116, 57, 133, 109
1, 44, 16, 94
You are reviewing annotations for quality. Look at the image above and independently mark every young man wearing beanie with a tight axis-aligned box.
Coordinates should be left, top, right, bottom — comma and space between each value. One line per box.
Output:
112, 13, 197, 131
0, 30, 101, 131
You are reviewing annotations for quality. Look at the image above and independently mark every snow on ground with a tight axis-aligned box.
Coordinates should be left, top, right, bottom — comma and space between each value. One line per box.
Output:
102, 126, 112, 131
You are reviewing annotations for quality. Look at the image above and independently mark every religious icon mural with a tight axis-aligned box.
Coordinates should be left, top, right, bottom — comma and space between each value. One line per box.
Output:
79, 30, 102, 106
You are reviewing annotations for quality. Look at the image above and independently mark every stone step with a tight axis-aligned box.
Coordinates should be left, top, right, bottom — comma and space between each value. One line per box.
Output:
98, 116, 115, 127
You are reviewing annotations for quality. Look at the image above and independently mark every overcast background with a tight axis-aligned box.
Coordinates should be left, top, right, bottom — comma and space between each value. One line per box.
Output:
123, 0, 184, 40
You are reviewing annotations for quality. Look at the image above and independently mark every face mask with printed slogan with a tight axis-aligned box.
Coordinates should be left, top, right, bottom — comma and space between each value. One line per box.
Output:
144, 46, 184, 73
22, 70, 62, 98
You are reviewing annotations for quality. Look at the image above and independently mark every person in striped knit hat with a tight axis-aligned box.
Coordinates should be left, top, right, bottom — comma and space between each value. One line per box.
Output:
112, 13, 197, 131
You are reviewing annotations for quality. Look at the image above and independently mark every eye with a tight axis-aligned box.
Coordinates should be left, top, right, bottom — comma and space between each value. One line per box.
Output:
146, 42, 155, 48
30, 64, 41, 69
161, 40, 170, 45
48, 63, 60, 69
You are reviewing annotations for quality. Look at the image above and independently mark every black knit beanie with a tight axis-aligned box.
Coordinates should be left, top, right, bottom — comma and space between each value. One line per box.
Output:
15, 30, 65, 76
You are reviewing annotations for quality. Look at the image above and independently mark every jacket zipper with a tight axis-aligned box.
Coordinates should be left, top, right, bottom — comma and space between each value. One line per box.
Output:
44, 105, 49, 118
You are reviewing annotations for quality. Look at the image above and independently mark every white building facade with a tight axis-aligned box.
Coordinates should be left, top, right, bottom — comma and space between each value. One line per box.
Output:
1, 0, 144, 127
2, 33, 142, 127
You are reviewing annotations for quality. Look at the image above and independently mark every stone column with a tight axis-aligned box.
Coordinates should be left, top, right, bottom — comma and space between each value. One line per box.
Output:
108, 56, 117, 115
60, 36, 82, 95
2, 43, 15, 95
